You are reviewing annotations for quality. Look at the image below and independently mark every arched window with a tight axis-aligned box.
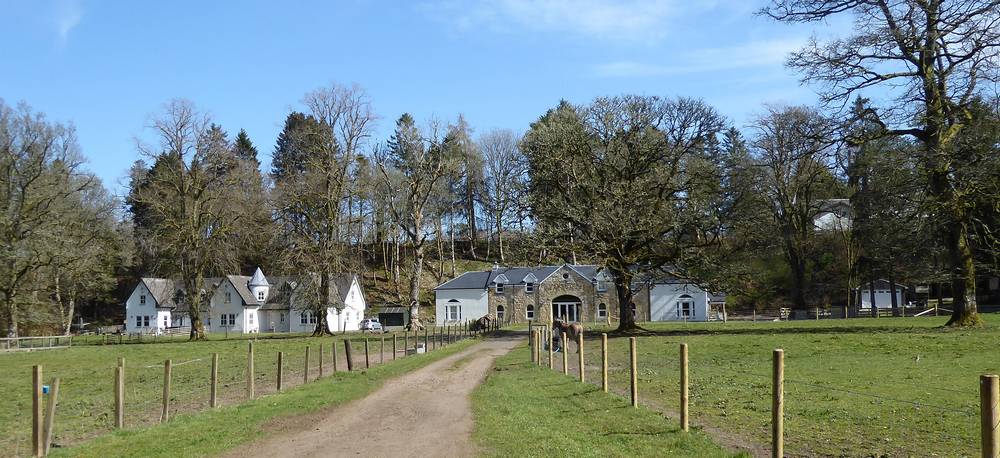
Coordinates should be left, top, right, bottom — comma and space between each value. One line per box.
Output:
496, 305, 505, 321
677, 294, 694, 318
526, 305, 535, 320
446, 299, 462, 321
597, 303, 607, 319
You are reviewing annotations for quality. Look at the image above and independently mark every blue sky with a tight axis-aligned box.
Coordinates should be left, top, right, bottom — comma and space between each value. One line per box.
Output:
1, 0, 848, 194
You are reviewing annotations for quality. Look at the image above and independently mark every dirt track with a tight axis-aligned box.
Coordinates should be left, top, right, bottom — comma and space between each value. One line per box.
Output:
222, 335, 521, 458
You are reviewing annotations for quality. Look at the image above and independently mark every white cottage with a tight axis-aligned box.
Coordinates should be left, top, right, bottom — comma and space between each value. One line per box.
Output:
856, 279, 907, 309
124, 268, 367, 335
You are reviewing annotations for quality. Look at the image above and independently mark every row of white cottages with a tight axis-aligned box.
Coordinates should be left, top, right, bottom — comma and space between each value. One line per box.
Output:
124, 268, 368, 334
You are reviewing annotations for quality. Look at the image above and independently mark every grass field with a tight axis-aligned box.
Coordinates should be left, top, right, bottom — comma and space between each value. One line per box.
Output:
472, 344, 745, 457
543, 316, 999, 456
0, 329, 456, 457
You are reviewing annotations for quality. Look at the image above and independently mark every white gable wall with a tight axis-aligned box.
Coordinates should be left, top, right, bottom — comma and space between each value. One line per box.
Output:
859, 288, 905, 309
209, 280, 248, 333
649, 283, 710, 322
125, 283, 171, 334
435, 288, 488, 325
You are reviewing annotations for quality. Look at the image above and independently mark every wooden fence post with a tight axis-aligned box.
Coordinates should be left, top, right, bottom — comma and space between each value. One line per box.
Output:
577, 332, 585, 383
304, 346, 311, 384
345, 340, 354, 371
772, 349, 784, 458
629, 337, 638, 408
548, 327, 554, 370
277, 352, 284, 391
392, 334, 397, 361
680, 343, 689, 432
319, 343, 324, 377
33, 365, 42, 457
114, 364, 124, 428
981, 374, 999, 458
160, 359, 171, 423
562, 333, 569, 376
42, 377, 60, 456
423, 328, 428, 352
247, 342, 255, 400
404, 332, 409, 354
365, 339, 370, 369
210, 353, 219, 408
381, 336, 385, 364
601, 333, 608, 393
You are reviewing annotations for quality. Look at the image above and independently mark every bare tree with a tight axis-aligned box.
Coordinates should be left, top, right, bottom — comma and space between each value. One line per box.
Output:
274, 83, 377, 335
130, 100, 245, 340
0, 101, 99, 337
762, 0, 1000, 325
376, 114, 456, 330
480, 129, 527, 264
750, 105, 842, 309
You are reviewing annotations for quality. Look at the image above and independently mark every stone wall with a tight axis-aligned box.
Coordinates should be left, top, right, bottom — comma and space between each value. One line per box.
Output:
486, 265, 640, 324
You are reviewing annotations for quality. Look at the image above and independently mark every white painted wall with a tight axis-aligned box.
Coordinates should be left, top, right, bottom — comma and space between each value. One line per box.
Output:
260, 310, 290, 332
435, 288, 488, 325
124, 282, 171, 334
859, 288, 905, 309
208, 280, 248, 333
649, 284, 710, 322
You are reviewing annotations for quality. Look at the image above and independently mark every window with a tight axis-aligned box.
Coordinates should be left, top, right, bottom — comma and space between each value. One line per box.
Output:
525, 282, 534, 293
301, 312, 310, 325
677, 295, 693, 318
135, 316, 142, 327
596, 281, 607, 292
143, 316, 150, 327
178, 317, 184, 326
140, 294, 146, 305
249, 313, 254, 325
309, 313, 317, 324
225, 292, 231, 304
221, 314, 236, 327
630, 303, 637, 319
597, 303, 608, 319
280, 313, 285, 323
163, 316, 169, 328
495, 283, 505, 294
526, 305, 535, 320
447, 300, 461, 321
496, 305, 505, 321
258, 291, 265, 301
206, 315, 211, 326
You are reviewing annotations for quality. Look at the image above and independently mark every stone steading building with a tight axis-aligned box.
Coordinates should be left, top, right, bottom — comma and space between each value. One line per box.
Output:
434, 264, 652, 325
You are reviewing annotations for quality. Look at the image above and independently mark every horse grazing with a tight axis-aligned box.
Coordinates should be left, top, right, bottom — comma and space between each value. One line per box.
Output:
552, 319, 584, 352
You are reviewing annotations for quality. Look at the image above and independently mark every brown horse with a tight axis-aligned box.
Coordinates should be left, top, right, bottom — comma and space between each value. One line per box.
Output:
472, 315, 492, 332
552, 319, 583, 352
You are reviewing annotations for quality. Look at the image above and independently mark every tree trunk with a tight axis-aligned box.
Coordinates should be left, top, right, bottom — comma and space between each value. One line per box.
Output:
497, 218, 505, 264
186, 277, 206, 340
466, 176, 478, 259
945, 217, 979, 325
889, 269, 899, 317
869, 278, 878, 318
408, 244, 425, 330
787, 248, 808, 309
313, 273, 334, 336
611, 267, 639, 332
450, 210, 456, 278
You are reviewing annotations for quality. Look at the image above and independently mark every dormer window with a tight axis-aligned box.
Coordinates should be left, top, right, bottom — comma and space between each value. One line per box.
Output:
139, 294, 146, 305
495, 283, 505, 294
525, 282, 534, 293
258, 291, 265, 301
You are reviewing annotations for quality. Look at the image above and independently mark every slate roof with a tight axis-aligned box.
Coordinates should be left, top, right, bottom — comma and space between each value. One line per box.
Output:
435, 264, 605, 291
855, 279, 907, 291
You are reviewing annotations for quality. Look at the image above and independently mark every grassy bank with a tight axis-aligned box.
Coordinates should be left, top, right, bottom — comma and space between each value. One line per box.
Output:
566, 315, 997, 456
0, 330, 458, 456
471, 344, 743, 457
47, 337, 477, 457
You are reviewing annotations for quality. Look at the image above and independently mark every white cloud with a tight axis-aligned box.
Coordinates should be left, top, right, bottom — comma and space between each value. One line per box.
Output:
54, 0, 84, 47
594, 38, 806, 77
422, 0, 684, 42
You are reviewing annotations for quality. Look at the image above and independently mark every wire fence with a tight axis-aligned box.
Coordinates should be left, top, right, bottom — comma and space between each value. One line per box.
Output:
525, 326, 990, 457
3, 322, 493, 457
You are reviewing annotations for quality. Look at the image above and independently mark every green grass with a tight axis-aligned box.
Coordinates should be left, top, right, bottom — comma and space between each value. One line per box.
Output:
569, 315, 999, 456
0, 330, 446, 456
44, 337, 477, 458
472, 344, 744, 457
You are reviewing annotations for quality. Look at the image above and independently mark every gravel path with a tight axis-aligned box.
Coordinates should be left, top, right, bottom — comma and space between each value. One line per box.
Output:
222, 335, 521, 458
